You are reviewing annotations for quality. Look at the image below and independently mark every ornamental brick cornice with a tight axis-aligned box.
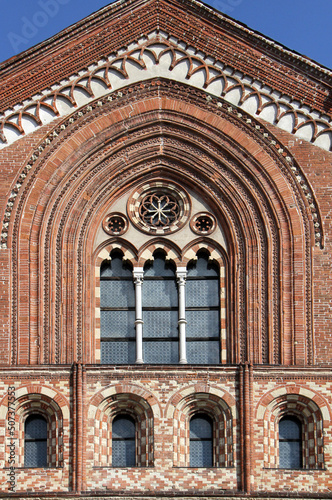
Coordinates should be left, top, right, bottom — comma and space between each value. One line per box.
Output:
0, 33, 332, 154
0, 0, 331, 123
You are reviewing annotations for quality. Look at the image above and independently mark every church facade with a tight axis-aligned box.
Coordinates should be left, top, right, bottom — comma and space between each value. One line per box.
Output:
0, 0, 332, 497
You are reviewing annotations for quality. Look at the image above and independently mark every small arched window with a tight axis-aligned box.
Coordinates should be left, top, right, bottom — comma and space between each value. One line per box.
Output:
190, 414, 213, 467
143, 253, 178, 363
100, 252, 135, 364
24, 415, 48, 468
186, 253, 220, 364
112, 415, 136, 467
279, 416, 303, 469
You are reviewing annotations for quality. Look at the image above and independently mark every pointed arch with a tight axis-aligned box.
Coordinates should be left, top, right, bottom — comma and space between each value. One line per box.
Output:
6, 81, 318, 366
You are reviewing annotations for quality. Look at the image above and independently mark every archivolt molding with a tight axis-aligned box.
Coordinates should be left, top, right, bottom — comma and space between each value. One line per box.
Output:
6, 84, 316, 366
1, 33, 332, 152
1, 80, 323, 252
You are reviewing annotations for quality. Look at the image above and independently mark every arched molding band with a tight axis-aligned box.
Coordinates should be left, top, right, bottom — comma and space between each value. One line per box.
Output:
6, 84, 316, 367
1, 34, 331, 152
1, 80, 322, 252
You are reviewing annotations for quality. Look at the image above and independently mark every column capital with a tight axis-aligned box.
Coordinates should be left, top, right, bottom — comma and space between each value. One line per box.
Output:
133, 267, 144, 282
176, 267, 187, 284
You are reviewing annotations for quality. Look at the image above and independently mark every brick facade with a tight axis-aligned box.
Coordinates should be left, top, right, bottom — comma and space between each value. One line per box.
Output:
0, 0, 332, 498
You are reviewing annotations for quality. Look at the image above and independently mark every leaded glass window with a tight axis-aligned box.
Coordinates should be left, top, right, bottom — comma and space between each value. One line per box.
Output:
24, 415, 48, 468
186, 253, 220, 364
143, 253, 178, 364
112, 415, 136, 467
279, 416, 302, 469
190, 414, 213, 467
100, 252, 135, 364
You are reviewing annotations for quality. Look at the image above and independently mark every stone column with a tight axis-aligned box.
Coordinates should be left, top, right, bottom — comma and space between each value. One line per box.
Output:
133, 268, 144, 364
177, 267, 188, 364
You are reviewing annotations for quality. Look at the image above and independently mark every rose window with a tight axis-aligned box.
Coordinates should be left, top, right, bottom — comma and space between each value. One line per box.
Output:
127, 181, 191, 234
139, 193, 180, 228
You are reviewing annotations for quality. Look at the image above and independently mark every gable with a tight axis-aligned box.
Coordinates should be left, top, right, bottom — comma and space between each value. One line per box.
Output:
0, 0, 331, 151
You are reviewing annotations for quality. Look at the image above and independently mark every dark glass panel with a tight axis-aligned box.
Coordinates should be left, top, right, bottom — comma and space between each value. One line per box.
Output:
144, 255, 175, 277
24, 415, 48, 468
143, 310, 178, 338
101, 256, 133, 278
187, 340, 220, 364
112, 416, 136, 467
190, 414, 213, 467
144, 340, 178, 364
100, 310, 136, 338
101, 340, 136, 364
279, 417, 302, 469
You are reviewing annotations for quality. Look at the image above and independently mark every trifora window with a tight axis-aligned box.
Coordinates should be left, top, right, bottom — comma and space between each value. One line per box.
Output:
100, 249, 222, 364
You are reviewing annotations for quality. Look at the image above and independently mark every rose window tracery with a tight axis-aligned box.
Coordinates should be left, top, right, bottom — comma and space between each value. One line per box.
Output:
139, 192, 180, 228
127, 181, 191, 234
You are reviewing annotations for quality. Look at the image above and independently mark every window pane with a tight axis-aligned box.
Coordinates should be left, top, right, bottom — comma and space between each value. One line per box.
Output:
143, 310, 178, 337
279, 418, 301, 440
144, 255, 175, 277
112, 416, 136, 467
190, 440, 213, 468
25, 416, 47, 439
280, 441, 302, 469
100, 254, 135, 364
112, 440, 136, 467
100, 280, 135, 308
24, 415, 47, 468
190, 415, 213, 467
186, 310, 219, 337
101, 257, 132, 277
143, 279, 178, 307
186, 279, 219, 307
190, 417, 213, 439
279, 417, 302, 469
113, 417, 135, 438
187, 256, 218, 277
101, 340, 136, 364
101, 310, 136, 338
144, 340, 178, 364
25, 441, 48, 468
187, 340, 220, 364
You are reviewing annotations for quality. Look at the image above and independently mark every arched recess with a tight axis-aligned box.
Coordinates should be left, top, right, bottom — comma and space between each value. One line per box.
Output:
166, 384, 236, 467
0, 385, 69, 468
7, 80, 318, 366
256, 386, 330, 469
87, 384, 160, 467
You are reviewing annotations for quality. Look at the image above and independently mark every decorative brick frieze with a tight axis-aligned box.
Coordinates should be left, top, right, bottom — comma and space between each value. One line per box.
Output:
1, 34, 332, 152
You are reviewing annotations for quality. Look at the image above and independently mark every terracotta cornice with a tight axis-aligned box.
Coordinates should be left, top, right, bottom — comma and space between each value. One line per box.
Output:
0, 0, 331, 116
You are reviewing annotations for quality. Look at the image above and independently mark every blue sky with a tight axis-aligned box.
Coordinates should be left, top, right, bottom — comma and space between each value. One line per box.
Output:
0, 0, 331, 70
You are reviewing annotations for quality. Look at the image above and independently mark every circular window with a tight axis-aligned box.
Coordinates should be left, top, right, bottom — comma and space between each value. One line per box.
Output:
127, 181, 191, 234
102, 213, 128, 236
190, 212, 216, 235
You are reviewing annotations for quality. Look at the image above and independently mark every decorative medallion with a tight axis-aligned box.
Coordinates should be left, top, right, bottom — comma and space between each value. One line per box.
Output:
190, 212, 216, 235
102, 213, 128, 235
127, 181, 191, 234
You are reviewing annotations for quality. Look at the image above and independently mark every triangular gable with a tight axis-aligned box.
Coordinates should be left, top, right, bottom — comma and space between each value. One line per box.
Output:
0, 0, 331, 150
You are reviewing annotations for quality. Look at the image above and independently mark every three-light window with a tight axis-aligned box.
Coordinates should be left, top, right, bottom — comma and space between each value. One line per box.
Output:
100, 250, 221, 364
